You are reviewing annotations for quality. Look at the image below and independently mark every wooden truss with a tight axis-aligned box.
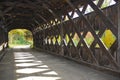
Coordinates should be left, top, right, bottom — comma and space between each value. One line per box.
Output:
33, 0, 120, 74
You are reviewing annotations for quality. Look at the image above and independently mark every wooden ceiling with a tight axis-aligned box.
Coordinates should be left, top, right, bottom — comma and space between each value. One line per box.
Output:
0, 0, 87, 31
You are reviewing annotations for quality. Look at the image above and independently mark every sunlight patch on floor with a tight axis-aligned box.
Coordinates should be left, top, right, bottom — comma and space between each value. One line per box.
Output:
14, 51, 62, 80
37, 65, 49, 68
17, 76, 61, 80
16, 63, 41, 67
16, 68, 50, 74
12, 45, 31, 49
15, 60, 34, 63
43, 71, 58, 75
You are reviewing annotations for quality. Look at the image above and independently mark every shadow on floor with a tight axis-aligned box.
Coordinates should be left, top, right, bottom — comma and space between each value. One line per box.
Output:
14, 49, 62, 80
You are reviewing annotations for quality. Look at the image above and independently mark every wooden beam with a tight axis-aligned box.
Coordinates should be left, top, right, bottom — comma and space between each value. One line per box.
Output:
4, 13, 33, 17
42, 4, 60, 20
3, 7, 14, 14
22, 0, 51, 26
0, 10, 3, 18
40, 3, 65, 55
0, 10, 4, 21
36, 14, 48, 23
7, 22, 33, 31
86, 0, 117, 36
67, 13, 98, 64
0, 1, 36, 10
114, 0, 118, 2
65, 0, 120, 69
97, 0, 104, 7
117, 1, 120, 65
82, 4, 88, 14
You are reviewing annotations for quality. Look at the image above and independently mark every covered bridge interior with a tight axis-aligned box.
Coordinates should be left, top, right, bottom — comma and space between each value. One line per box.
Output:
0, 0, 120, 79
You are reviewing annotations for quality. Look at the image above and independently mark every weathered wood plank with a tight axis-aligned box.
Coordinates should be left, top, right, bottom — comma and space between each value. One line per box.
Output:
87, 0, 117, 36
67, 13, 98, 64
65, 0, 120, 69
117, 1, 120, 65
97, 0, 104, 7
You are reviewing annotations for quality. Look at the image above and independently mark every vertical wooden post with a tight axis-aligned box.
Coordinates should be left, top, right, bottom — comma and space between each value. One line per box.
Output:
0, 10, 3, 19
60, 17, 64, 56
0, 10, 5, 50
42, 4, 65, 55
42, 27, 45, 50
117, 1, 120, 65
5, 31, 8, 48
0, 10, 2, 45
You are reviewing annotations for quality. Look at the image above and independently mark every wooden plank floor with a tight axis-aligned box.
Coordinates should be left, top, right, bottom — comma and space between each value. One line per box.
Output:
0, 48, 119, 80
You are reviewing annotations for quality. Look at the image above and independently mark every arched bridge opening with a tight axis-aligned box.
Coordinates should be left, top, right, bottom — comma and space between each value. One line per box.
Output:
8, 29, 33, 48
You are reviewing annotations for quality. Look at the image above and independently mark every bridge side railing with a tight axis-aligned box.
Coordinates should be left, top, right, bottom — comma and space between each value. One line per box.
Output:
34, 2, 120, 74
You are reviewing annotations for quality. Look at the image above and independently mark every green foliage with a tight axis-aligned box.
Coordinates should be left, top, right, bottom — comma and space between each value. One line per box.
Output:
101, 0, 111, 8
101, 29, 116, 48
8, 29, 33, 47
57, 35, 61, 45
72, 33, 80, 47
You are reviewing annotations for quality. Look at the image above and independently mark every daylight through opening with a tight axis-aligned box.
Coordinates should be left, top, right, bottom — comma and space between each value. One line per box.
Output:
8, 29, 33, 48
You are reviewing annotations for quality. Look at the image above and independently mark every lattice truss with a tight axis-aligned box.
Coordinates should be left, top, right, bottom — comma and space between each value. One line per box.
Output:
34, 0, 120, 71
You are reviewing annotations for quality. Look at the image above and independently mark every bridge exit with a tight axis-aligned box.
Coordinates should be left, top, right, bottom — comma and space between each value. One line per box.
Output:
8, 29, 33, 48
